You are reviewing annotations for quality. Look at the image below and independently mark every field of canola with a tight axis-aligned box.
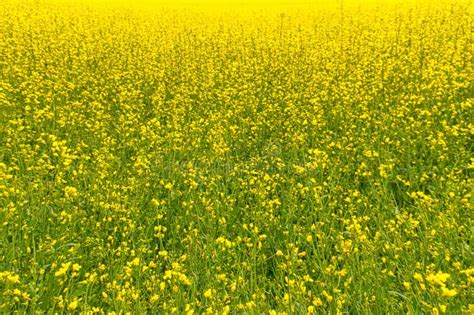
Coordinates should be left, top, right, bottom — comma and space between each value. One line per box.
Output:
0, 0, 473, 313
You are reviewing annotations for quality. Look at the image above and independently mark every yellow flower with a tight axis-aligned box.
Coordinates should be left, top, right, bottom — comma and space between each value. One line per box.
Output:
217, 273, 227, 282
64, 186, 79, 199
149, 294, 159, 303
426, 271, 450, 286
312, 297, 323, 306
203, 288, 213, 299
440, 287, 457, 297
413, 273, 423, 282
68, 298, 79, 311
439, 304, 447, 313
55, 262, 71, 277
0, 271, 20, 284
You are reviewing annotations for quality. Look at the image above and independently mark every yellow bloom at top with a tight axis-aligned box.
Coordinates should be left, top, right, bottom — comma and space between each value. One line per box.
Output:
203, 288, 213, 299
439, 304, 447, 313
68, 298, 79, 311
426, 271, 450, 286
0, 271, 20, 284
72, 263, 82, 272
64, 186, 79, 199
149, 294, 159, 303
413, 273, 423, 282
440, 287, 457, 297
55, 262, 71, 277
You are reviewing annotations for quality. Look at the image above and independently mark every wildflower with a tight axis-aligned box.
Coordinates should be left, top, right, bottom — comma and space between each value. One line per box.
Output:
68, 298, 79, 311
440, 287, 457, 297
64, 186, 79, 199
55, 262, 71, 277
426, 271, 450, 286
413, 273, 423, 282
0, 271, 20, 284
439, 304, 447, 313
203, 289, 213, 299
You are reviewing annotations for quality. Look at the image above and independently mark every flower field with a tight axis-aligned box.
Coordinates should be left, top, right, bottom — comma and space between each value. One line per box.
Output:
0, 0, 473, 313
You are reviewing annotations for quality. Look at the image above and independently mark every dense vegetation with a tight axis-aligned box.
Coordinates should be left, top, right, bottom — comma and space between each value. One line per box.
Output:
0, 0, 472, 313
